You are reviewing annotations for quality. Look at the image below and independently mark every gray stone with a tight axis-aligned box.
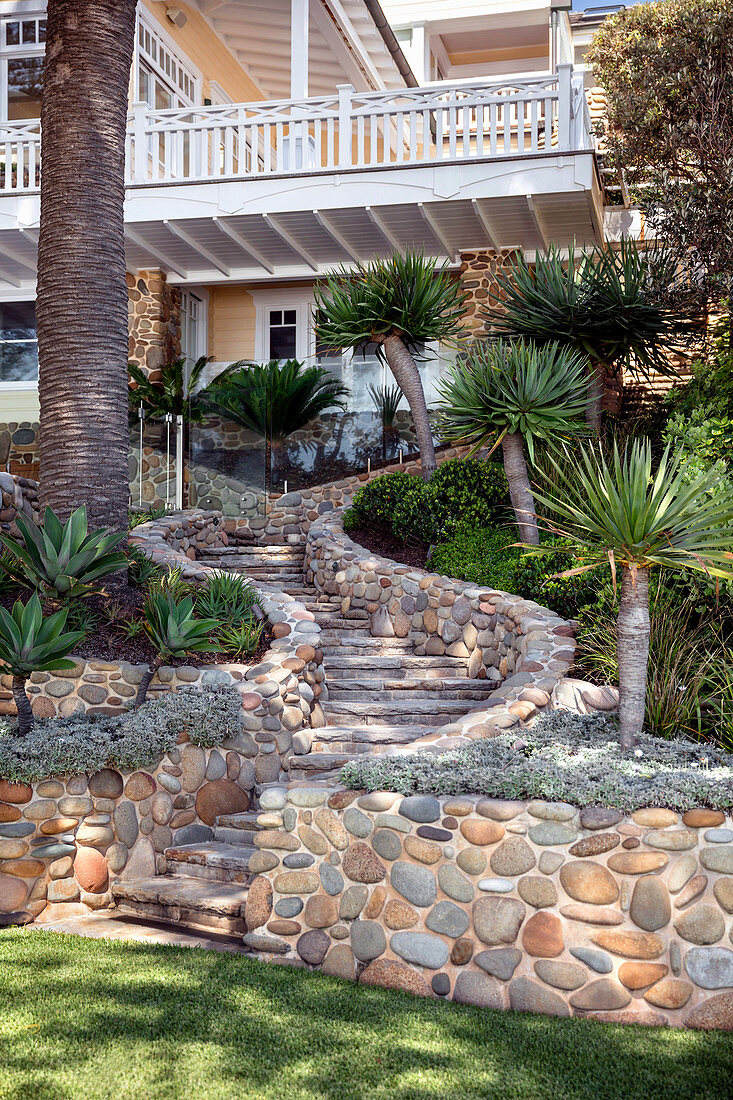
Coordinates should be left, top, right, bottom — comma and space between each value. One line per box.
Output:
580, 808, 623, 831
453, 972, 503, 1009
704, 829, 733, 843
205, 750, 226, 781
28, 842, 75, 860
174, 824, 213, 846
570, 947, 613, 974
700, 846, 733, 874
0, 822, 35, 838
425, 901, 470, 938
683, 946, 733, 988
474, 947, 522, 981
534, 960, 586, 991
275, 897, 304, 918
508, 977, 571, 1017
432, 973, 451, 997
340, 885, 368, 920
343, 808, 373, 838
297, 929, 330, 965
391, 861, 437, 908
259, 788, 287, 811
283, 854, 315, 869
282, 807, 297, 832
398, 796, 441, 823
351, 920, 387, 962
372, 830, 402, 862
630, 875, 672, 932
319, 863, 344, 896
490, 837, 536, 876
390, 931, 449, 969
113, 801, 138, 849
374, 814, 412, 834
527, 801, 576, 822
473, 896, 526, 946
157, 773, 181, 795
538, 851, 565, 875
674, 904, 726, 945
528, 822, 577, 846
478, 878, 514, 893
438, 863, 474, 903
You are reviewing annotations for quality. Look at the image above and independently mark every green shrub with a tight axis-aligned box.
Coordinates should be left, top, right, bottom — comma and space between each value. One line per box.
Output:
339, 710, 733, 811
427, 459, 509, 538
0, 685, 246, 784
344, 472, 436, 544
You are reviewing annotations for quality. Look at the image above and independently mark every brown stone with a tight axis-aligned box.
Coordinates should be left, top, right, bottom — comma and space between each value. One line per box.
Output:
618, 962, 669, 990
328, 791, 360, 811
74, 847, 109, 893
490, 836, 536, 876
253, 831, 299, 851
0, 871, 28, 912
521, 911, 564, 957
451, 938, 474, 966
360, 958, 430, 997
384, 899, 419, 929
314, 807, 349, 850
40, 817, 79, 835
631, 809, 678, 828
364, 885, 387, 918
125, 772, 156, 801
267, 920, 300, 937
195, 780, 250, 826
473, 896, 526, 946
607, 852, 668, 874
297, 929, 330, 965
299, 826, 329, 855
559, 904, 623, 926
88, 769, 123, 798
518, 876, 557, 909
322, 944, 357, 981
590, 930, 665, 959
0, 803, 21, 823
570, 979, 632, 1011
568, 834, 620, 858
682, 809, 725, 828
304, 895, 338, 928
245, 876, 273, 930
273, 871, 319, 895
684, 992, 733, 1030
591, 1008, 669, 1027
0, 780, 32, 804
644, 978, 693, 1009
674, 875, 708, 910
713, 879, 733, 913
0, 859, 44, 879
342, 843, 386, 883
460, 819, 505, 846
673, 903, 726, 945
404, 835, 442, 864
559, 861, 619, 905
629, 875, 671, 931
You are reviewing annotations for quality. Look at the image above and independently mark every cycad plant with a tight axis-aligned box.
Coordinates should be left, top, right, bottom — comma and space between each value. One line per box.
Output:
532, 440, 733, 748
128, 357, 243, 423
314, 251, 468, 477
0, 595, 85, 734
2, 505, 127, 600
434, 340, 590, 544
138, 591, 220, 704
202, 359, 348, 489
484, 241, 697, 428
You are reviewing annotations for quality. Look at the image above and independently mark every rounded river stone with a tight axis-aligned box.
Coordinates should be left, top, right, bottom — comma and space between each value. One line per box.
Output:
456, 848, 487, 876
297, 929, 330, 965
453, 972, 503, 1009
570, 947, 613, 974
490, 837, 535, 876
474, 947, 522, 981
534, 960, 586, 991
674, 903, 725, 945
339, 885, 368, 920
570, 979, 631, 1011
351, 920, 387, 961
508, 977, 570, 1017
275, 897, 303, 918
319, 863, 343, 896
390, 861, 437, 908
559, 860, 619, 905
472, 896, 526, 946
390, 931, 449, 969
343, 808, 372, 838
518, 876, 557, 909
372, 830, 402, 862
342, 843, 386, 883
398, 795, 441, 823
425, 900, 470, 938
438, 863, 474, 902
569, 833, 620, 858
684, 946, 733, 989
432, 973, 451, 997
629, 875, 671, 932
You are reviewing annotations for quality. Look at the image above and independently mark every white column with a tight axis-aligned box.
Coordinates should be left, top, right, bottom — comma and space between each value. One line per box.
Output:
291, 0, 309, 100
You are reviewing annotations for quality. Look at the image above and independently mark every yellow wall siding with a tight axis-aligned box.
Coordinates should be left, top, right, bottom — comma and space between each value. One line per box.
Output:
0, 389, 40, 421
140, 1, 266, 103
208, 286, 256, 362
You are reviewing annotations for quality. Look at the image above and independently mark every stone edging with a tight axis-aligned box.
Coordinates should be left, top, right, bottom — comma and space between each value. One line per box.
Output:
303, 508, 586, 752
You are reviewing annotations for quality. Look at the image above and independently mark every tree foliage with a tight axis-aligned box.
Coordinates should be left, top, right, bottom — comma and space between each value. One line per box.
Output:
588, 0, 733, 298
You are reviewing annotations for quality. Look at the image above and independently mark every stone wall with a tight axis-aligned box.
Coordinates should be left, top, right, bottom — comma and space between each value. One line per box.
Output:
0, 471, 39, 532
0, 421, 39, 478
127, 269, 181, 381
242, 787, 733, 1031
458, 249, 519, 340
0, 746, 256, 926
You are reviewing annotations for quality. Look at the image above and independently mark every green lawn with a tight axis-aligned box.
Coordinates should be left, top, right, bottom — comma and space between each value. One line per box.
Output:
1, 930, 731, 1100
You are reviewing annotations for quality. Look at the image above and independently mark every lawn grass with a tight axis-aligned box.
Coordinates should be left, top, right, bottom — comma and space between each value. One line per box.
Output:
1, 929, 732, 1100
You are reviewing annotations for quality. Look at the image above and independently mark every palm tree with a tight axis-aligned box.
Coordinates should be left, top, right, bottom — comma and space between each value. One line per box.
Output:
484, 241, 697, 429
434, 340, 590, 544
314, 252, 468, 478
36, 0, 138, 531
532, 440, 733, 748
202, 360, 348, 490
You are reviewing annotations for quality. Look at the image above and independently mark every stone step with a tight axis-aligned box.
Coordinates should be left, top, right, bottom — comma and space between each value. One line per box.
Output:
215, 811, 268, 832
112, 876, 248, 935
323, 654, 468, 674
312, 618, 370, 631
326, 677, 495, 698
318, 634, 414, 649
212, 825, 261, 847
310, 724, 432, 747
323, 699, 470, 725
288, 751, 360, 775
165, 842, 256, 883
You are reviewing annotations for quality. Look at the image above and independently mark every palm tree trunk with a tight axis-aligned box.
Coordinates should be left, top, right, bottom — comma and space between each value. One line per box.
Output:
381, 335, 436, 478
500, 432, 539, 545
136, 655, 163, 707
12, 676, 34, 736
617, 566, 650, 749
586, 360, 606, 431
36, 0, 138, 533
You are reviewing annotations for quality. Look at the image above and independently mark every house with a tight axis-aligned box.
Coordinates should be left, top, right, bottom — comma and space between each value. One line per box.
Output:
0, 0, 615, 508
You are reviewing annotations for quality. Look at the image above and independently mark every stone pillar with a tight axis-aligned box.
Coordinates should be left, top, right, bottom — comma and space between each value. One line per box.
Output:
127, 269, 182, 382
458, 249, 520, 341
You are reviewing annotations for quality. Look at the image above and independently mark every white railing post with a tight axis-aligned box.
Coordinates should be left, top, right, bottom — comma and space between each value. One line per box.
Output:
337, 83, 354, 169
556, 63, 572, 151
132, 101, 149, 183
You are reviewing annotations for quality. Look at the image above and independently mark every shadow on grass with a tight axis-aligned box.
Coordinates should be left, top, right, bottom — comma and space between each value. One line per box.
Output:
1, 929, 732, 1100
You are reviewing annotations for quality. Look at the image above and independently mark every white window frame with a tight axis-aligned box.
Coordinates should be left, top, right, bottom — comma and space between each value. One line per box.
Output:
0, 2, 46, 121
253, 289, 312, 363
133, 6, 201, 108
0, 297, 38, 390
180, 287, 209, 363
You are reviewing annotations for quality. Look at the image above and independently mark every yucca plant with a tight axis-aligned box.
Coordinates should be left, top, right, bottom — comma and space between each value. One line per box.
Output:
368, 383, 403, 428
138, 592, 221, 704
484, 241, 698, 428
314, 251, 468, 478
202, 359, 348, 489
434, 340, 590, 544
1, 505, 127, 600
0, 595, 85, 735
531, 440, 733, 748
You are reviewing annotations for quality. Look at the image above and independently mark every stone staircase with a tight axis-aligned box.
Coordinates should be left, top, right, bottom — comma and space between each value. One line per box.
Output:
112, 540, 492, 935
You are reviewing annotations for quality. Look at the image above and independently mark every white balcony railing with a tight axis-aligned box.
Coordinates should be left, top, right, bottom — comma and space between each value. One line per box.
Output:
1, 67, 592, 195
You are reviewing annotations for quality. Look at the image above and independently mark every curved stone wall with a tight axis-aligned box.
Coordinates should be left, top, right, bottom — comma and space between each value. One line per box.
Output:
242, 787, 733, 1031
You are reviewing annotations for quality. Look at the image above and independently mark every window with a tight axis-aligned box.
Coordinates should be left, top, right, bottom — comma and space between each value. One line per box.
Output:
0, 10, 45, 121
268, 309, 297, 361
180, 290, 207, 362
0, 300, 38, 383
135, 11, 198, 109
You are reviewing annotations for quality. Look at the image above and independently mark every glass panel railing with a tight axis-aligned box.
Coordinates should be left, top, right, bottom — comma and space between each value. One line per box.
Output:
129, 409, 182, 512
186, 409, 267, 522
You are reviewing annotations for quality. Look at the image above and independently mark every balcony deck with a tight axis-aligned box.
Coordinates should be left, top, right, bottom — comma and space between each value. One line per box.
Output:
0, 68, 602, 287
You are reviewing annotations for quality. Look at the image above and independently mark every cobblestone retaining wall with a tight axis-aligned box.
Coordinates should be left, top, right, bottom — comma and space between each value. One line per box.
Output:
0, 471, 39, 532
0, 746, 256, 925
243, 787, 733, 1031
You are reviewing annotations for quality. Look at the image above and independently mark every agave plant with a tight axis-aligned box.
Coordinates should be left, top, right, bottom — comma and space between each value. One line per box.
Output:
138, 591, 221, 704
483, 240, 698, 428
314, 251, 468, 477
434, 340, 590, 544
1, 505, 127, 600
0, 595, 85, 735
531, 440, 733, 748
202, 359, 348, 489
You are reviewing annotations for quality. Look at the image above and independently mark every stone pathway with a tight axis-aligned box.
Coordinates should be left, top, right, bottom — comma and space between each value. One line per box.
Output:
110, 540, 496, 937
